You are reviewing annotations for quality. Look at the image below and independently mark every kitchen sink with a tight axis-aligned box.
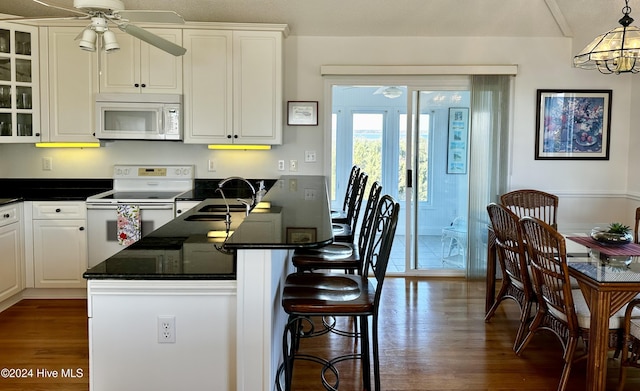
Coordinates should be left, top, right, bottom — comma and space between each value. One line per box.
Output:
198, 204, 247, 213
184, 214, 229, 222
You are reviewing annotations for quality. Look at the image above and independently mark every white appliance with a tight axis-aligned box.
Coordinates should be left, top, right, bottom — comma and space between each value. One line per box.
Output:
86, 164, 194, 267
95, 94, 183, 140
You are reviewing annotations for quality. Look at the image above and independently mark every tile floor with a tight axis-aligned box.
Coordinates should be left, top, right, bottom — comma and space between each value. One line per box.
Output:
386, 234, 466, 273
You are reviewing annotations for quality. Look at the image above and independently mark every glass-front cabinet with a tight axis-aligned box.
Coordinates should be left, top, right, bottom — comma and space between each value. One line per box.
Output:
0, 23, 39, 143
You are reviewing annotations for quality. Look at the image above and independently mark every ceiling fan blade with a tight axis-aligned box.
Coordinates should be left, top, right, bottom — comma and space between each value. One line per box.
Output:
32, 0, 89, 17
119, 24, 186, 56
0, 15, 87, 22
114, 10, 185, 24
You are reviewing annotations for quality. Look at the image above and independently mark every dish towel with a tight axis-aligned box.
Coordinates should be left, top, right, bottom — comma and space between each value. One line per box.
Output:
116, 204, 141, 246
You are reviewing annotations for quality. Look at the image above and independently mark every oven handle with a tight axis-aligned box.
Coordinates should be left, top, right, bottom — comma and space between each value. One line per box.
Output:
86, 204, 175, 210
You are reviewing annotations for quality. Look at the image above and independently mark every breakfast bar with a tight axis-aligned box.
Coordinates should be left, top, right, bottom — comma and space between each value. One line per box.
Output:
83, 175, 332, 391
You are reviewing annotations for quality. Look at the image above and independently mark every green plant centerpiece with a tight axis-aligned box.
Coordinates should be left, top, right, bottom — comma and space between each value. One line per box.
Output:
590, 222, 633, 245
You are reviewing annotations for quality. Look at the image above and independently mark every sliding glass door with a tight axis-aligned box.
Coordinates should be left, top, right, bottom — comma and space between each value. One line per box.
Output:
331, 80, 470, 276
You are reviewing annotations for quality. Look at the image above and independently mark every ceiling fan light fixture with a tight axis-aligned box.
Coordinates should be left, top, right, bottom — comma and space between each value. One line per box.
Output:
78, 28, 97, 51
382, 86, 403, 99
574, 0, 640, 74
102, 29, 120, 52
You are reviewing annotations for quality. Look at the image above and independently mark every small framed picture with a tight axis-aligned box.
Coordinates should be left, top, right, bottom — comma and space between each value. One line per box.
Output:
286, 227, 317, 244
287, 101, 318, 126
535, 89, 612, 160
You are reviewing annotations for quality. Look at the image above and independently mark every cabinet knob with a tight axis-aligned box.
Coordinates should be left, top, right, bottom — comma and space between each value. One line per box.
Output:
177, 210, 182, 214
233, 135, 238, 139
3, 213, 9, 218
134, 83, 140, 87
141, 84, 146, 88
79, 227, 85, 231
35, 133, 40, 136
227, 135, 232, 139
55, 208, 61, 213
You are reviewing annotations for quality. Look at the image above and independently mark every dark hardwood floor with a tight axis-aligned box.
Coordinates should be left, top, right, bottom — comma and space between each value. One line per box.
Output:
0, 278, 638, 390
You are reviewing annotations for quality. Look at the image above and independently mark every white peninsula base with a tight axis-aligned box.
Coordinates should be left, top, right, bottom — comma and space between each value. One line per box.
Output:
86, 249, 291, 391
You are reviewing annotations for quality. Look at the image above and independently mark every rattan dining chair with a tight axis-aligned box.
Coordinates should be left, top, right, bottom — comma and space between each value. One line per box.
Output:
292, 181, 382, 274
518, 216, 626, 391
500, 189, 559, 229
634, 207, 640, 244
618, 298, 640, 391
485, 203, 536, 351
279, 195, 400, 391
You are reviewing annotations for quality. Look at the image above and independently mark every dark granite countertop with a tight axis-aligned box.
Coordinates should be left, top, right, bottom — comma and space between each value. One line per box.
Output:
83, 175, 332, 280
0, 179, 112, 201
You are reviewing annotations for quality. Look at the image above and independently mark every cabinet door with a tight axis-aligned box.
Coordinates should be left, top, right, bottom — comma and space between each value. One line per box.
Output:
0, 221, 23, 302
0, 22, 40, 143
33, 219, 87, 288
183, 30, 232, 144
232, 31, 282, 145
100, 29, 182, 94
40, 27, 98, 142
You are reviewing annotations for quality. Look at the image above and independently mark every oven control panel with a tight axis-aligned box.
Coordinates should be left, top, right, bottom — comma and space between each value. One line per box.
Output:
113, 165, 193, 179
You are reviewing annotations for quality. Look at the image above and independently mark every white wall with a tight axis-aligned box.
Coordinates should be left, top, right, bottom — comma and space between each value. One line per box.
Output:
1, 34, 637, 228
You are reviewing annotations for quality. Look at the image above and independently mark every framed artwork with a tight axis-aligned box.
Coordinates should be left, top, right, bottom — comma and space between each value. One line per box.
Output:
287, 101, 318, 126
535, 89, 612, 160
286, 227, 317, 244
446, 107, 469, 174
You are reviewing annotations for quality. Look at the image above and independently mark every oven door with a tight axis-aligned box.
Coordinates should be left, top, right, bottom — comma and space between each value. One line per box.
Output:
87, 203, 175, 267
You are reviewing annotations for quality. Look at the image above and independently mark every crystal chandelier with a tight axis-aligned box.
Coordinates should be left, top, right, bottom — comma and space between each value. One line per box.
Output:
573, 0, 640, 74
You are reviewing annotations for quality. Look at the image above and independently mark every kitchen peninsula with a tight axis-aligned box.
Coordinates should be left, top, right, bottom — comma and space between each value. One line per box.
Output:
83, 175, 332, 391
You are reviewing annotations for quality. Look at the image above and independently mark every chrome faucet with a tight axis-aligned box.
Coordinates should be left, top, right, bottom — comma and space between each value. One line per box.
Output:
218, 176, 256, 215
214, 187, 232, 233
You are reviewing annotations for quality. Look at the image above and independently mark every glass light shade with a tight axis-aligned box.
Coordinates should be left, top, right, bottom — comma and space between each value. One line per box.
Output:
78, 29, 97, 52
102, 30, 120, 53
574, 8, 640, 74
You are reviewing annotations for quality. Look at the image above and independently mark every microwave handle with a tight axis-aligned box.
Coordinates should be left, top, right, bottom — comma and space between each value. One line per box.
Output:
159, 109, 165, 136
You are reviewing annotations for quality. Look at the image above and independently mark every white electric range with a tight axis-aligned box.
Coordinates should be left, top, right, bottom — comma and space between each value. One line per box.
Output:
86, 165, 194, 267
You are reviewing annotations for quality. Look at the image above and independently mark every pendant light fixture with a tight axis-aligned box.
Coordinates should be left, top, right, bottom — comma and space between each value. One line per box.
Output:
78, 16, 120, 53
573, 0, 640, 74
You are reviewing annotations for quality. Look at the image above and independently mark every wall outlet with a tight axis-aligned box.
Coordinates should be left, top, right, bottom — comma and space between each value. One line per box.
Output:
208, 159, 216, 172
304, 150, 317, 163
289, 159, 298, 172
158, 316, 176, 343
304, 188, 317, 200
42, 157, 52, 171
278, 160, 285, 171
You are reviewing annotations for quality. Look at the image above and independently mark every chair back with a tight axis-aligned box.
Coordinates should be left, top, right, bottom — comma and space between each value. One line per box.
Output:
345, 171, 368, 232
486, 203, 533, 295
357, 181, 382, 255
362, 194, 400, 306
340, 165, 361, 214
500, 189, 559, 229
520, 216, 579, 333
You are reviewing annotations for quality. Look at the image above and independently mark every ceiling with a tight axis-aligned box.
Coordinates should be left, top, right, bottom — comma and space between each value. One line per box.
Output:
0, 0, 637, 46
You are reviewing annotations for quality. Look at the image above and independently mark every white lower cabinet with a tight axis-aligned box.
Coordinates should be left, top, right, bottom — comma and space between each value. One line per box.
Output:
0, 203, 24, 302
32, 202, 87, 288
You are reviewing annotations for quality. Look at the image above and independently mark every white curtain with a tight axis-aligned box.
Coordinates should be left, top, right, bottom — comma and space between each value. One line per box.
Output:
466, 75, 512, 279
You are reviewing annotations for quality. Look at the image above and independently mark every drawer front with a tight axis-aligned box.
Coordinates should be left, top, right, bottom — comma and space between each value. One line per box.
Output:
33, 201, 86, 219
0, 204, 19, 227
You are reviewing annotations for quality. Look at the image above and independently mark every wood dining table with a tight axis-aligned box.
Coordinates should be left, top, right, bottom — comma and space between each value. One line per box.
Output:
565, 237, 640, 391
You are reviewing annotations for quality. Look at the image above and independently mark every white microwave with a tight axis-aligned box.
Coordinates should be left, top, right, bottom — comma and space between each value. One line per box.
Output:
95, 93, 183, 141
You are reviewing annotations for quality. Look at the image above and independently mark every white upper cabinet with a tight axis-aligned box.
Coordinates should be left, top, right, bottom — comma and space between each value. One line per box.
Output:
232, 31, 283, 145
182, 30, 232, 143
99, 29, 183, 94
183, 29, 283, 145
0, 22, 40, 143
39, 26, 99, 142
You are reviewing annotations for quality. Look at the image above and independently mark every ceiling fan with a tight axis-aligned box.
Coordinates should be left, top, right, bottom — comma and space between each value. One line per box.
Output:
0, 0, 187, 56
